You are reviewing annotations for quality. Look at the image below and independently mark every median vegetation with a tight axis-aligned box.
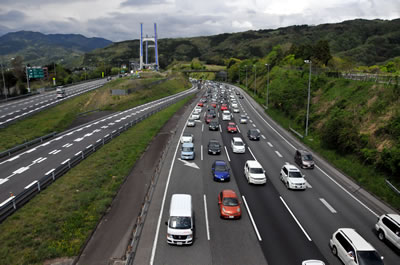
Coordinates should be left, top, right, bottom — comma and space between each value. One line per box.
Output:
0, 72, 190, 151
0, 94, 193, 265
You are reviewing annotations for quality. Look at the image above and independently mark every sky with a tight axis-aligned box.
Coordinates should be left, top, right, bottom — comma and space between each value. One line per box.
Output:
0, 0, 399, 42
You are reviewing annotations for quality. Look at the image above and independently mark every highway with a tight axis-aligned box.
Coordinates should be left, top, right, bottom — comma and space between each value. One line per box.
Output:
0, 79, 107, 127
0, 86, 197, 208
133, 82, 399, 265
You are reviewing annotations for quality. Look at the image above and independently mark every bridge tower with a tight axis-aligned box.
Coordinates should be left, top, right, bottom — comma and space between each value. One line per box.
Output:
139, 23, 159, 71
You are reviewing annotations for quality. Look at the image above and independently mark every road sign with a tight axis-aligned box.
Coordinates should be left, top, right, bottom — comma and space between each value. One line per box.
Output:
27, 67, 44, 79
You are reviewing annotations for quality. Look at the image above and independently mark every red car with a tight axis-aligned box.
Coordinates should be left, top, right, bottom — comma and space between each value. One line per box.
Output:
218, 190, 241, 219
204, 114, 213, 124
197, 102, 204, 107
227, 122, 237, 133
211, 102, 217, 108
220, 104, 228, 111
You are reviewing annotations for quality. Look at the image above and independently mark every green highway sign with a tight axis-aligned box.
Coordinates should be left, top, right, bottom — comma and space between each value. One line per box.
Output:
28, 67, 44, 79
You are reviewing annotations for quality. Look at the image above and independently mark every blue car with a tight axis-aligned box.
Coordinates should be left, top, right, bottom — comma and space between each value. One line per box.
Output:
212, 160, 230, 182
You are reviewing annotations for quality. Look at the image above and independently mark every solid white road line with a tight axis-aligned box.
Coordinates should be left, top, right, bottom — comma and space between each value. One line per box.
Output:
0, 196, 15, 207
201, 145, 203, 161
61, 159, 70, 164
275, 151, 283, 158
0, 178, 9, 185
248, 147, 257, 160
224, 146, 231, 162
24, 180, 38, 189
150, 116, 188, 265
305, 181, 312, 189
204, 194, 211, 240
280, 196, 312, 241
45, 169, 55, 175
267, 142, 273, 147
219, 124, 222, 133
319, 198, 337, 213
202, 124, 204, 132
237, 125, 241, 133
242, 195, 262, 241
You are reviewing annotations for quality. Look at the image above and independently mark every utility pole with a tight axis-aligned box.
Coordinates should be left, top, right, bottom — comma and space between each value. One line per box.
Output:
265, 64, 270, 109
25, 65, 30, 93
245, 66, 248, 89
1, 60, 7, 100
239, 66, 241, 85
304, 60, 312, 137
254, 64, 257, 96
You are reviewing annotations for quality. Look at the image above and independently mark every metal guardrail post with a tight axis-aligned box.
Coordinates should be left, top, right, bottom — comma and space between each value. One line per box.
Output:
385, 179, 400, 195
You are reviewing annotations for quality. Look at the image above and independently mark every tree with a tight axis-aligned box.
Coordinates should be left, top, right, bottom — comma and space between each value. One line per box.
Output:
11, 56, 25, 82
313, 40, 332, 66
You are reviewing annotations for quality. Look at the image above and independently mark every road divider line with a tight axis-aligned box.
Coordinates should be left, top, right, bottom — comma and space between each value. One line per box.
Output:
280, 196, 312, 241
237, 125, 241, 133
248, 147, 257, 161
219, 124, 222, 133
319, 198, 337, 213
24, 180, 38, 189
267, 142, 273, 147
305, 181, 312, 188
202, 124, 204, 132
45, 169, 55, 175
242, 196, 262, 241
261, 135, 266, 139
201, 145, 203, 161
61, 159, 70, 165
275, 151, 283, 158
224, 146, 231, 162
203, 194, 211, 240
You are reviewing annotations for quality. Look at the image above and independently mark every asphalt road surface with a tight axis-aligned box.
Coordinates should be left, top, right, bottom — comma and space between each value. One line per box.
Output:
133, 83, 399, 265
0, 79, 107, 127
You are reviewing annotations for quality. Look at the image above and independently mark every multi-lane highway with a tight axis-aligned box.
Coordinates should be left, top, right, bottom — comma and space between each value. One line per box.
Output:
0, 79, 107, 127
0, 86, 197, 208
133, 82, 399, 265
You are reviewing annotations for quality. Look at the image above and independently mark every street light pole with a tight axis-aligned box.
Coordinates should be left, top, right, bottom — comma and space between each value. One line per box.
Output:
1, 60, 7, 100
254, 64, 257, 96
304, 60, 312, 137
239, 66, 241, 85
245, 66, 248, 89
25, 65, 30, 93
265, 63, 269, 109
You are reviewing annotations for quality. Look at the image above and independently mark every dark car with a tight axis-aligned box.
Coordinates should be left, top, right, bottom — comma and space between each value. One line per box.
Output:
247, 129, 261, 140
209, 108, 217, 118
212, 160, 230, 182
208, 140, 221, 155
294, 150, 315, 169
209, 120, 219, 131
239, 95, 244, 99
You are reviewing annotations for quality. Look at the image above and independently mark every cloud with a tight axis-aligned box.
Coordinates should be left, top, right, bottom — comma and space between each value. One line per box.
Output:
0, 0, 398, 41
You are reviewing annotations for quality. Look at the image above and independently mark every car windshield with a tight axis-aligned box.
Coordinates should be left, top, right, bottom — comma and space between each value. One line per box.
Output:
215, 164, 228, 171
303, 154, 313, 161
357, 251, 384, 265
210, 142, 220, 148
289, 171, 303, 178
234, 141, 244, 146
183, 133, 192, 137
223, 197, 239, 206
250, 168, 264, 174
169, 216, 191, 229
182, 147, 193, 152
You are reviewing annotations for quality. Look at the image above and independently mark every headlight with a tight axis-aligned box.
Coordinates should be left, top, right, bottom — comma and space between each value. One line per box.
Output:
222, 207, 227, 212
237, 208, 241, 212
167, 233, 172, 238
187, 235, 193, 240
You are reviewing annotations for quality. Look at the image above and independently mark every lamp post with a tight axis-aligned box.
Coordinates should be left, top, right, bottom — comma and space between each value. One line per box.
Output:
245, 66, 248, 89
304, 60, 312, 137
253, 64, 257, 96
239, 65, 241, 85
265, 63, 270, 109
1, 60, 6, 100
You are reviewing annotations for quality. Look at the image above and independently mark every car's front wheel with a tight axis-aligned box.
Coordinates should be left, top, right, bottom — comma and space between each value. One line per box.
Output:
378, 230, 385, 241
331, 246, 337, 256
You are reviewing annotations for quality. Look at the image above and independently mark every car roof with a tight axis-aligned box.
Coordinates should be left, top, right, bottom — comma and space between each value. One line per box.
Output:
284, 164, 300, 172
221, 189, 238, 198
215, 160, 227, 166
246, 160, 262, 168
337, 228, 376, 251
183, 133, 192, 136
385, 214, 400, 225
232, 137, 243, 142
249, 128, 259, 133
240, 115, 247, 118
182, 142, 194, 147
228, 122, 235, 125
170, 194, 192, 217
298, 149, 311, 155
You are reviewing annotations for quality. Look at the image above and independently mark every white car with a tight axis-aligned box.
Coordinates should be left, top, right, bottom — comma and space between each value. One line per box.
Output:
302, 260, 325, 265
181, 133, 193, 144
231, 102, 238, 108
190, 113, 200, 120
240, 115, 248, 124
194, 106, 202, 113
375, 214, 400, 249
231, 137, 245, 153
280, 164, 306, 190
233, 108, 240, 113
244, 160, 266, 184
222, 110, 232, 121
187, 119, 196, 127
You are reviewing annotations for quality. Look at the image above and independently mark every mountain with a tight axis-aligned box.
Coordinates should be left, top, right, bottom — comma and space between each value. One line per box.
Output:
83, 18, 400, 68
0, 31, 112, 67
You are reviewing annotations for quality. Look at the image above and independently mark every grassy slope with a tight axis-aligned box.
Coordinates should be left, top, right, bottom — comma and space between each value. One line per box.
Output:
0, 73, 190, 151
237, 69, 400, 210
0, 94, 192, 265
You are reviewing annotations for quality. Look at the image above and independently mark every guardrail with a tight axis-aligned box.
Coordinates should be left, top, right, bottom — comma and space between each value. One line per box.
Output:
0, 132, 57, 159
385, 179, 400, 196
0, 95, 183, 223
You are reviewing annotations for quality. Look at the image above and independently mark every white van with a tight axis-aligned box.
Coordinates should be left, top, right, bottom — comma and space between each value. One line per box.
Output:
244, 160, 267, 184
166, 194, 194, 245
222, 110, 232, 121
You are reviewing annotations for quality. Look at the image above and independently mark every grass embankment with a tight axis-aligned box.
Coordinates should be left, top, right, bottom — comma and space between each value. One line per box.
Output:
237, 70, 400, 210
0, 72, 190, 151
0, 95, 193, 265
